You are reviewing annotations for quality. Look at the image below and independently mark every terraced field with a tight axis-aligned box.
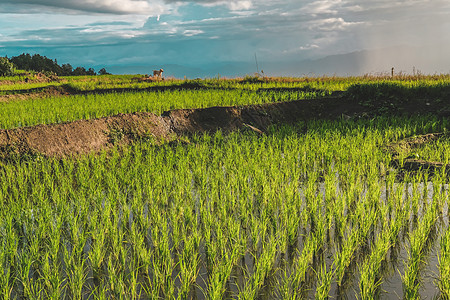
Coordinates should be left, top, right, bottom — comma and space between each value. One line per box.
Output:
1, 74, 450, 299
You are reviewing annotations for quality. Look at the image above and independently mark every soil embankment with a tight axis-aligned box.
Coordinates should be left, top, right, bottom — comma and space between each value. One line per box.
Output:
0, 113, 169, 157
0, 96, 364, 157
0, 93, 449, 158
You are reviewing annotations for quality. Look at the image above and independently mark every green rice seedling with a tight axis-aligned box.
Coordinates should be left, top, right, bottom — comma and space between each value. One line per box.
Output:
38, 209, 65, 298
0, 213, 19, 300
66, 253, 88, 299
333, 195, 379, 286
205, 218, 243, 300
402, 182, 440, 298
278, 191, 327, 299
62, 213, 89, 299
314, 261, 334, 300
2, 111, 450, 299
359, 199, 408, 299
106, 254, 125, 298
0, 246, 13, 300
3, 74, 447, 129
148, 215, 176, 299
278, 229, 323, 298
439, 226, 450, 298
125, 255, 142, 299
0, 81, 62, 92
91, 284, 108, 300
40, 251, 63, 300
176, 223, 201, 299
17, 249, 41, 300
0, 88, 320, 129
90, 224, 107, 287
238, 231, 279, 300
205, 243, 239, 300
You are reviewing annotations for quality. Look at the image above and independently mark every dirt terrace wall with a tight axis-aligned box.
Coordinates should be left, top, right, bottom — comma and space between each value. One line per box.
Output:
0, 94, 433, 157
0, 112, 170, 157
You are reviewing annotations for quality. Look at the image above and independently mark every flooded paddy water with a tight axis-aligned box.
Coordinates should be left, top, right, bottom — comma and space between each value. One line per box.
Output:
1, 114, 450, 299
166, 180, 450, 299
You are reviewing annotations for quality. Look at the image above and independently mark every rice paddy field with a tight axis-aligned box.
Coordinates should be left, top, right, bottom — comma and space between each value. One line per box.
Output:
1, 74, 450, 299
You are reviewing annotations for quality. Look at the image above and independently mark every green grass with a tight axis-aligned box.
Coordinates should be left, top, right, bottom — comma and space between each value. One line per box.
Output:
439, 223, 450, 297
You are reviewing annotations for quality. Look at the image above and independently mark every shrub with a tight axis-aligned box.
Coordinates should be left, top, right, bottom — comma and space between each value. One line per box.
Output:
0, 57, 15, 76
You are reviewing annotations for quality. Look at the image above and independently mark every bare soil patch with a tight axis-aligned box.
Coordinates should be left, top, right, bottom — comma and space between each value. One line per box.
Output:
0, 86, 70, 102
0, 112, 170, 157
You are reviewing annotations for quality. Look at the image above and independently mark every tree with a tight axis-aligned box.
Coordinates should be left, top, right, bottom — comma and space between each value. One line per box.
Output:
8, 53, 106, 76
72, 67, 87, 76
61, 63, 73, 76
0, 57, 15, 76
86, 68, 96, 76
10, 53, 62, 74
98, 68, 111, 75
10, 53, 32, 71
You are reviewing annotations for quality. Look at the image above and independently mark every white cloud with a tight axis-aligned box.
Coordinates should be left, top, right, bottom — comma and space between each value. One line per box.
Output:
187, 0, 253, 12
228, 1, 252, 11
0, 0, 167, 15
302, 0, 343, 15
282, 44, 320, 54
308, 17, 363, 31
183, 29, 204, 36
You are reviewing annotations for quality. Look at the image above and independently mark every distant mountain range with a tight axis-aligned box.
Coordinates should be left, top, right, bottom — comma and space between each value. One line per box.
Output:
105, 46, 450, 78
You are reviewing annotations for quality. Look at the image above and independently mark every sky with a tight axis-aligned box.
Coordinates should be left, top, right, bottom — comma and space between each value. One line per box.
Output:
1, 0, 450, 76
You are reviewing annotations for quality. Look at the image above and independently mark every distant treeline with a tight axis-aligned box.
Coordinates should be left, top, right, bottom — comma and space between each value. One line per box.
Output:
7, 53, 110, 76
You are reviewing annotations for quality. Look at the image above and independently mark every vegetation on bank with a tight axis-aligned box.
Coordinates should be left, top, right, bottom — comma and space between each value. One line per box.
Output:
0, 57, 15, 77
